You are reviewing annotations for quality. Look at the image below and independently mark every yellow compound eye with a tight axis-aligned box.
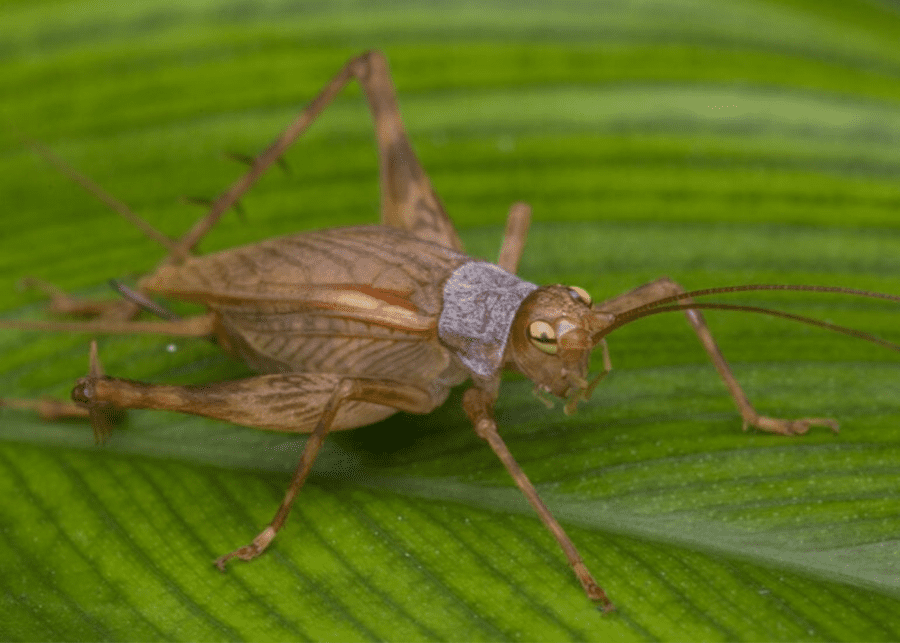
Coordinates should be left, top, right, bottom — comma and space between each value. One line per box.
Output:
569, 285, 592, 306
527, 320, 557, 354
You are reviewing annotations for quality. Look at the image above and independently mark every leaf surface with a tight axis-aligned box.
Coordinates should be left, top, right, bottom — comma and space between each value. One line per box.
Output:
2, 1, 900, 640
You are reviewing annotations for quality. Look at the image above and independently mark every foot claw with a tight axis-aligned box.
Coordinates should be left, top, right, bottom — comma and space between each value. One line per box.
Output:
748, 416, 839, 436
214, 549, 246, 571
215, 526, 277, 571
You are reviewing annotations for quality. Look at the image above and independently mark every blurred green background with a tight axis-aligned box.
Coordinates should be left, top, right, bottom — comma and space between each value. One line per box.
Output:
1, 1, 900, 640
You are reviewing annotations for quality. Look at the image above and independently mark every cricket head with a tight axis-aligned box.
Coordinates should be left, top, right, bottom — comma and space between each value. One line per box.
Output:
508, 284, 614, 414
507, 281, 900, 416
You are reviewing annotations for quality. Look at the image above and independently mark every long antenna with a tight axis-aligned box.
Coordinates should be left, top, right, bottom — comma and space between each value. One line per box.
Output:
631, 284, 900, 310
594, 284, 900, 350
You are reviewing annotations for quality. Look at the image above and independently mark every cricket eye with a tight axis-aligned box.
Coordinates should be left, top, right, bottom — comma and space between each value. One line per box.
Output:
569, 286, 592, 306
528, 320, 558, 354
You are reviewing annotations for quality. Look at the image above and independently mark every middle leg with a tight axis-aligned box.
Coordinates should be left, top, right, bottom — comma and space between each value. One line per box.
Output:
70, 349, 439, 566
462, 386, 613, 610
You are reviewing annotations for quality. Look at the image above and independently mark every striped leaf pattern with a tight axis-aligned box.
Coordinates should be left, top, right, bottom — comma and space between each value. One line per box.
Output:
1, 1, 900, 640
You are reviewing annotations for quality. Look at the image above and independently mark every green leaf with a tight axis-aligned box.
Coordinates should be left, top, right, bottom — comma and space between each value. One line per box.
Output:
2, 0, 900, 640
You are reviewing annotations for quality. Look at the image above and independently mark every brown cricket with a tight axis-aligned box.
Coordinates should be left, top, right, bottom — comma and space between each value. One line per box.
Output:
3, 51, 900, 612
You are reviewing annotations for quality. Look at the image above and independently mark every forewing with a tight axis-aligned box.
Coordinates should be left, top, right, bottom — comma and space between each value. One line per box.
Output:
142, 226, 466, 322
140, 225, 470, 379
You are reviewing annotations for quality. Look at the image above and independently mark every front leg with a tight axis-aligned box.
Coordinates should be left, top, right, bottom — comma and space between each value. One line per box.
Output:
596, 277, 839, 435
462, 387, 613, 611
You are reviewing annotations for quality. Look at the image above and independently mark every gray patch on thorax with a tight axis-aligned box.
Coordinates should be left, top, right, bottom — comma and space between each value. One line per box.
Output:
438, 261, 538, 378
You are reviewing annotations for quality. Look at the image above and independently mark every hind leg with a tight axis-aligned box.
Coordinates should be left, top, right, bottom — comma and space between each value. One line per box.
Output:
175, 50, 464, 257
